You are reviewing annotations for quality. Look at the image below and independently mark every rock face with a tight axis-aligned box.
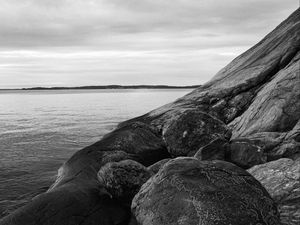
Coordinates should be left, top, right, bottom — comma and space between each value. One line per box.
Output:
132, 157, 280, 225
98, 160, 151, 203
1, 8, 299, 225
248, 158, 300, 225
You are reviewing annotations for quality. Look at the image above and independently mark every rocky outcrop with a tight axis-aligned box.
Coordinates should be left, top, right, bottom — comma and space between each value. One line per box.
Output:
132, 157, 280, 225
1, 8, 299, 225
248, 158, 300, 225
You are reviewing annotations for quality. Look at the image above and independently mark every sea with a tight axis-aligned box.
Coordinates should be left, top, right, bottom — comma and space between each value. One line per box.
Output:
0, 88, 192, 217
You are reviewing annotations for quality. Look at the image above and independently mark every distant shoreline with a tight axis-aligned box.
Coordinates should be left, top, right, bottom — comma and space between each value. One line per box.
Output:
0, 85, 200, 91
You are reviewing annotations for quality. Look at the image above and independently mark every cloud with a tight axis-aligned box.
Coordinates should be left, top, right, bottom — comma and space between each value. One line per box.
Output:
0, 0, 298, 88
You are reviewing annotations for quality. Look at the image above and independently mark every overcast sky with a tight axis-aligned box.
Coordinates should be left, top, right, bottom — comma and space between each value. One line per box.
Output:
0, 0, 298, 88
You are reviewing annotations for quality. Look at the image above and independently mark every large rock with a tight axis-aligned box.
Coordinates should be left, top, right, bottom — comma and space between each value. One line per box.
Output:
227, 138, 267, 169
97, 160, 151, 203
163, 110, 231, 157
248, 158, 300, 225
132, 157, 280, 225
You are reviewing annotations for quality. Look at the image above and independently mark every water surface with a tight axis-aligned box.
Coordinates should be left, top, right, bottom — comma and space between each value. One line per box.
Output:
0, 89, 192, 217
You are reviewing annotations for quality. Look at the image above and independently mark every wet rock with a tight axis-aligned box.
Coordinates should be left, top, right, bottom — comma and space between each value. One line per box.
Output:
147, 158, 171, 175
163, 110, 231, 157
98, 160, 151, 203
248, 158, 300, 225
194, 137, 228, 161
132, 157, 280, 225
227, 139, 267, 169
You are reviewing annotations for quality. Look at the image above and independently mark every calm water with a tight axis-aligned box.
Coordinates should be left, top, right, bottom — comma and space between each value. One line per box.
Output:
0, 89, 191, 217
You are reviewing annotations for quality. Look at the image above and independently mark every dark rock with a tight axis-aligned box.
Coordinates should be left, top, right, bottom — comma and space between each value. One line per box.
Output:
101, 150, 136, 165
227, 139, 267, 169
248, 158, 300, 225
132, 157, 280, 225
98, 160, 151, 203
94, 121, 170, 166
163, 110, 231, 157
194, 137, 228, 161
0, 181, 130, 225
147, 158, 171, 175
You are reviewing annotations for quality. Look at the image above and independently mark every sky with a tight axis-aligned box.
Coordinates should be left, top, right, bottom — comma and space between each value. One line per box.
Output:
0, 0, 298, 89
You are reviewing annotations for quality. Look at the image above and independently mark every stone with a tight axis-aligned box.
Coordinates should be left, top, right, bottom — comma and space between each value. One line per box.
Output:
98, 160, 151, 203
248, 158, 300, 225
147, 158, 171, 175
96, 121, 170, 166
194, 137, 228, 161
227, 139, 267, 169
132, 157, 280, 225
163, 110, 231, 157
268, 140, 300, 160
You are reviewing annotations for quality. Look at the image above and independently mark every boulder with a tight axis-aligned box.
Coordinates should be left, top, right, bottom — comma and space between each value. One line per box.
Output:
194, 137, 228, 161
163, 110, 231, 157
132, 157, 280, 225
98, 160, 151, 203
227, 139, 267, 169
248, 158, 300, 225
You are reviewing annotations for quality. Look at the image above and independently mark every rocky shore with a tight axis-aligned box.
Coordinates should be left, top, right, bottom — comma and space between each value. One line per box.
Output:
1, 8, 299, 225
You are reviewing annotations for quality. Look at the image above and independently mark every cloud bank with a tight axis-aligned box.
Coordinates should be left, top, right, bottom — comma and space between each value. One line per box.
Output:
0, 0, 298, 88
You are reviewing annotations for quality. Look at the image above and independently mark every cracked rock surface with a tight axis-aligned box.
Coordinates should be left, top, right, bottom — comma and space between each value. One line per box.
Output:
248, 158, 300, 225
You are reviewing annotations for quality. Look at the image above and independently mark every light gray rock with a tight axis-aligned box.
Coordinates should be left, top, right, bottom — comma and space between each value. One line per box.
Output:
248, 158, 300, 225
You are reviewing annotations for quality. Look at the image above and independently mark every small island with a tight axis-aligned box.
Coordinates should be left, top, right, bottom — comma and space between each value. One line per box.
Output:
21, 85, 200, 90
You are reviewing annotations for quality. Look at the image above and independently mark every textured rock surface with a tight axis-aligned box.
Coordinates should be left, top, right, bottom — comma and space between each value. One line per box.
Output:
227, 139, 267, 169
132, 157, 280, 225
1, 8, 299, 225
248, 158, 300, 225
98, 160, 150, 203
163, 110, 231, 157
